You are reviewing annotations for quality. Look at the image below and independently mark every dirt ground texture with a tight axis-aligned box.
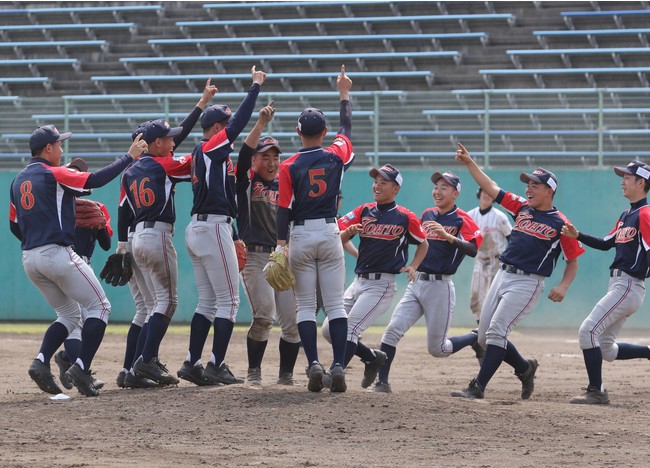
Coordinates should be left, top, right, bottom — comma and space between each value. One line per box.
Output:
2, 326, 650, 467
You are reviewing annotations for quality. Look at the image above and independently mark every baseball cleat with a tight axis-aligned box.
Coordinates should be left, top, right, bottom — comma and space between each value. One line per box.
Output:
361, 350, 387, 389
203, 362, 244, 385
451, 378, 484, 399
323, 364, 346, 393
91, 374, 105, 390
123, 371, 159, 389
54, 351, 74, 390
28, 359, 63, 395
516, 358, 538, 400
133, 356, 179, 386
371, 381, 392, 393
306, 362, 325, 392
66, 363, 99, 397
569, 385, 610, 405
177, 361, 211, 386
246, 367, 262, 387
276, 372, 296, 386
116, 370, 127, 389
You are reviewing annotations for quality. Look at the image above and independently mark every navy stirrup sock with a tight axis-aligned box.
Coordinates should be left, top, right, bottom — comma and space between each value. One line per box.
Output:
449, 332, 478, 353
188, 313, 212, 365
141, 314, 170, 363
583, 347, 603, 390
355, 341, 376, 362
39, 322, 69, 363
297, 321, 319, 365
279, 338, 301, 375
503, 340, 529, 375
616, 342, 650, 360
476, 344, 506, 390
132, 321, 149, 368
63, 338, 82, 363
378, 343, 396, 384
327, 317, 348, 367
344, 340, 357, 367
247, 336, 268, 369
211, 318, 234, 366
78, 318, 106, 371
122, 323, 142, 370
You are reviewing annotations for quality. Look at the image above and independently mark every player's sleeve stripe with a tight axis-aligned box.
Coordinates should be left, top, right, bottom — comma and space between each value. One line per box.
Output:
9, 202, 17, 222
201, 129, 230, 153
49, 165, 91, 191
638, 207, 650, 249
157, 156, 192, 178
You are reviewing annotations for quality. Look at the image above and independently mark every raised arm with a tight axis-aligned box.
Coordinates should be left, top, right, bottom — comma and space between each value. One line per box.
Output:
455, 142, 500, 200
236, 102, 276, 182
337, 65, 352, 138
174, 78, 218, 148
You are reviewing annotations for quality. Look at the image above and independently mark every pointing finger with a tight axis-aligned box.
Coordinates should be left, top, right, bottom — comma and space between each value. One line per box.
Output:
457, 142, 468, 153
340, 64, 346, 76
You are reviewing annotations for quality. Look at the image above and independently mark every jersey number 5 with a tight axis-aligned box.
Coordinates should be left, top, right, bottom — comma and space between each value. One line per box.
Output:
129, 178, 155, 209
308, 168, 327, 198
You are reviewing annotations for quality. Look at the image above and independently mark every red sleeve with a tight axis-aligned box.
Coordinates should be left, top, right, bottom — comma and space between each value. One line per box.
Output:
404, 209, 426, 244
558, 211, 586, 260
498, 191, 527, 217
639, 206, 650, 251
323, 134, 354, 166
98, 202, 113, 238
459, 210, 483, 249
9, 201, 17, 223
49, 165, 91, 194
278, 155, 298, 209
201, 128, 230, 155
156, 155, 192, 179
337, 204, 365, 230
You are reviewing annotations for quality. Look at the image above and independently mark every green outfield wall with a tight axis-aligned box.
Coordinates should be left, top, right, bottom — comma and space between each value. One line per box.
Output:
2, 167, 645, 329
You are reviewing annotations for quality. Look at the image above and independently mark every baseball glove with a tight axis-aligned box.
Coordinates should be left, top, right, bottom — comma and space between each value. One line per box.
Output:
76, 198, 107, 230
120, 252, 134, 286
263, 250, 295, 291
100, 254, 124, 287
234, 240, 247, 272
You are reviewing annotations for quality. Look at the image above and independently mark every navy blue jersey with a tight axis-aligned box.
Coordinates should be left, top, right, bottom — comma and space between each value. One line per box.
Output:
582, 199, 650, 278
73, 201, 112, 258
418, 206, 482, 275
191, 128, 237, 217
120, 154, 192, 225
235, 144, 279, 246
278, 134, 354, 221
338, 201, 426, 274
497, 190, 585, 276
10, 158, 91, 250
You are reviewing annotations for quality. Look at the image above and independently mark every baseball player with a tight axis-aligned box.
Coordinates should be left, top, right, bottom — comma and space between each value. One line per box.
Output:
123, 118, 194, 386
54, 169, 113, 391
467, 188, 512, 363
178, 66, 266, 386
9, 124, 147, 396
276, 65, 354, 393
321, 163, 429, 389
562, 160, 650, 405
452, 143, 584, 400
371, 171, 483, 393
233, 104, 303, 387
116, 81, 218, 389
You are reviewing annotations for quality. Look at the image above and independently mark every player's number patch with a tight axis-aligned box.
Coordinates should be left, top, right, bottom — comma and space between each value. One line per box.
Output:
129, 178, 155, 209
308, 168, 327, 198
20, 181, 35, 210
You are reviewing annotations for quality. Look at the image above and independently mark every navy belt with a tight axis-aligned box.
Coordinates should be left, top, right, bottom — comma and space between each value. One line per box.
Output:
247, 245, 274, 253
294, 217, 336, 226
417, 272, 447, 281
359, 273, 382, 280
197, 213, 233, 223
610, 269, 643, 280
501, 263, 530, 276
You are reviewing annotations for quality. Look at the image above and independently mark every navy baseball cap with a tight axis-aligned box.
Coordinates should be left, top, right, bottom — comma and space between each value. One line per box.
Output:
142, 118, 183, 144
256, 135, 282, 154
132, 120, 152, 141
29, 124, 71, 151
370, 163, 403, 186
201, 104, 232, 129
520, 167, 558, 192
297, 107, 327, 136
614, 160, 650, 180
67, 157, 88, 172
431, 171, 461, 193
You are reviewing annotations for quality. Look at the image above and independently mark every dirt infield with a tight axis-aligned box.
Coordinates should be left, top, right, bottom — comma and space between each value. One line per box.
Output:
2, 326, 650, 467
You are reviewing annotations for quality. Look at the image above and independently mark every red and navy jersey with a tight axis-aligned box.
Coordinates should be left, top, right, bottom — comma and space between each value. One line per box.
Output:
120, 153, 192, 225
338, 201, 426, 274
235, 144, 279, 246
497, 190, 585, 276
191, 128, 237, 217
418, 205, 482, 275
604, 199, 650, 278
9, 158, 91, 250
278, 134, 354, 221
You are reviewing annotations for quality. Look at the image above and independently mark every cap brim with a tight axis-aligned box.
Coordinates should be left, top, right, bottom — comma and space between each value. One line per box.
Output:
57, 132, 72, 142
520, 172, 542, 184
614, 166, 632, 177
167, 126, 183, 137
369, 168, 381, 179
257, 144, 282, 154
431, 172, 457, 189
